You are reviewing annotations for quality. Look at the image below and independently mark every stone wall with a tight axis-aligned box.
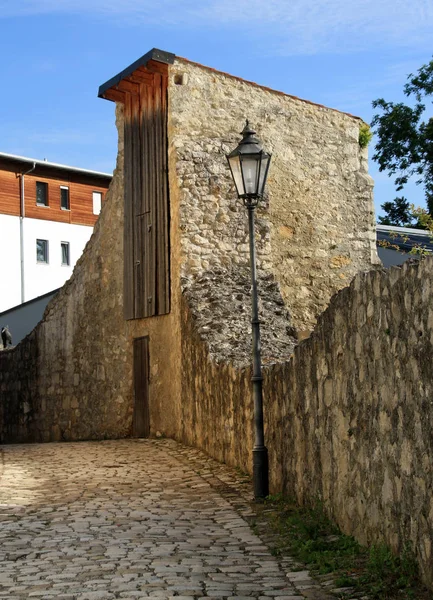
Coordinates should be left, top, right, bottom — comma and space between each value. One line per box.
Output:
0, 51, 432, 587
0, 334, 38, 442
0, 103, 183, 443
0, 54, 379, 444
181, 267, 297, 368
169, 58, 379, 332
180, 258, 433, 587
0, 106, 130, 442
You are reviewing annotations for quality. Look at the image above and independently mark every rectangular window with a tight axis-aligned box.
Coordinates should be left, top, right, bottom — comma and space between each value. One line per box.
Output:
61, 242, 70, 266
92, 191, 102, 215
60, 186, 70, 210
36, 239, 49, 263
36, 181, 48, 206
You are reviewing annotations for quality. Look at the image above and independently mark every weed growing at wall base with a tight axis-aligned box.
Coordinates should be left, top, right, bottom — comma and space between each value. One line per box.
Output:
258, 495, 432, 599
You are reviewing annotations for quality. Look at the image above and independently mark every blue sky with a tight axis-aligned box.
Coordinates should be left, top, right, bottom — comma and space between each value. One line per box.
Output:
1, 0, 432, 218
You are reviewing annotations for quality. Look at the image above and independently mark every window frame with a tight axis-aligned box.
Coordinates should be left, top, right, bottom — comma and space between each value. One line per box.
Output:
60, 186, 70, 211
61, 241, 70, 266
92, 190, 102, 215
36, 181, 49, 207
36, 239, 49, 264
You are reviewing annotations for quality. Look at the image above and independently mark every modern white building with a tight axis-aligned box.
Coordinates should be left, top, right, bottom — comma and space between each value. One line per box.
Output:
0, 152, 111, 313
0, 214, 98, 312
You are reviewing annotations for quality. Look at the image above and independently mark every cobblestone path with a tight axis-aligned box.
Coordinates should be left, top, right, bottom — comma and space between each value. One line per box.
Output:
0, 439, 331, 600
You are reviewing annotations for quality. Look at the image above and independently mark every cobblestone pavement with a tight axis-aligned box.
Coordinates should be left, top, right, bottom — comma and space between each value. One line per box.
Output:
0, 439, 334, 600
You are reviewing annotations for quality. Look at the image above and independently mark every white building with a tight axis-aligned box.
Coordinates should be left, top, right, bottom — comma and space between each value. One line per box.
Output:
0, 152, 111, 313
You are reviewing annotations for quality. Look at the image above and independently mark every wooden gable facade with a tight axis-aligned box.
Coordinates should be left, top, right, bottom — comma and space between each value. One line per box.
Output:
99, 49, 174, 320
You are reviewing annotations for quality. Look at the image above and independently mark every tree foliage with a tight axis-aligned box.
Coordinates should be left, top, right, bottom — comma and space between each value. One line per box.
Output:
378, 196, 433, 230
378, 196, 413, 227
371, 57, 433, 215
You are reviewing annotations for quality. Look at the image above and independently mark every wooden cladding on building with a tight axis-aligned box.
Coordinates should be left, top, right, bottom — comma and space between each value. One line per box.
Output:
24, 175, 107, 226
0, 161, 110, 226
0, 168, 20, 216
122, 65, 170, 320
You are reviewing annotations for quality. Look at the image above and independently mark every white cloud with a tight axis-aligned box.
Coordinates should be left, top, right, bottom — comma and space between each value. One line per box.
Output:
1, 0, 432, 55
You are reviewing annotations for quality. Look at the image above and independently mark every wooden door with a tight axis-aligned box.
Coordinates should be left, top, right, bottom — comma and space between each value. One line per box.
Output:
133, 336, 150, 437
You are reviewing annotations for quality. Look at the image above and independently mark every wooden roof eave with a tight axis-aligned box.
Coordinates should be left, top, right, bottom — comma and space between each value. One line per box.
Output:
98, 48, 175, 104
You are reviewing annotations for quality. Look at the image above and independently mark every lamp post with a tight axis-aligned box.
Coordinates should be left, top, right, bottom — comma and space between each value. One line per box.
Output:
226, 120, 271, 500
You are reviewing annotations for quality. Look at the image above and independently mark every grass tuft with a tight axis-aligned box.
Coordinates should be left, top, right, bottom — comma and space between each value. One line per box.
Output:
259, 495, 432, 599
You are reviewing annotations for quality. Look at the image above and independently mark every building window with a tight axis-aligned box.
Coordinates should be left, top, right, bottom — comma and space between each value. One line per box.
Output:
36, 181, 48, 206
92, 191, 102, 215
61, 242, 70, 266
60, 186, 70, 210
36, 239, 49, 263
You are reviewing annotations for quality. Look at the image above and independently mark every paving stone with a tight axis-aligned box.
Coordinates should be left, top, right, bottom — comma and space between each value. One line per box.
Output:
0, 439, 334, 599
259, 597, 304, 600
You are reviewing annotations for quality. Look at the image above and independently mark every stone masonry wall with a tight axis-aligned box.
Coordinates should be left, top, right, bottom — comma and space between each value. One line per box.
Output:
0, 103, 183, 442
0, 106, 130, 442
169, 58, 379, 332
1, 52, 432, 587
181, 267, 297, 368
0, 334, 38, 442
0, 56, 379, 443
180, 258, 433, 587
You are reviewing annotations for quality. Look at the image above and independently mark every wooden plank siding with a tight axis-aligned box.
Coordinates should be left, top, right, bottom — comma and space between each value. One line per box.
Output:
123, 95, 135, 321
0, 168, 20, 215
24, 174, 108, 226
157, 72, 170, 315
122, 64, 170, 320
0, 161, 110, 226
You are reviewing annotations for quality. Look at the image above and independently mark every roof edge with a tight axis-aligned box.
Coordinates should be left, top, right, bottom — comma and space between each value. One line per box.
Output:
377, 224, 433, 237
0, 288, 61, 317
97, 47, 364, 122
0, 152, 112, 179
98, 48, 175, 98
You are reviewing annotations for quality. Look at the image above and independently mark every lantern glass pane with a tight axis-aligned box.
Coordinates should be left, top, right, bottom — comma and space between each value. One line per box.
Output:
228, 155, 245, 196
258, 154, 271, 196
240, 154, 260, 196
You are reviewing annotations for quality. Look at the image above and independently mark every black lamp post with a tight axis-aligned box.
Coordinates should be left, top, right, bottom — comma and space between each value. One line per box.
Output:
226, 120, 271, 500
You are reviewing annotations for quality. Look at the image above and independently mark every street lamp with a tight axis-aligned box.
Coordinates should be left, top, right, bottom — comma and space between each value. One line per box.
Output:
226, 120, 271, 500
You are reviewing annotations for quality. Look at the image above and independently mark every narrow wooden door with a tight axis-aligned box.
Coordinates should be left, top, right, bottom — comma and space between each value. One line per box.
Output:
133, 336, 150, 438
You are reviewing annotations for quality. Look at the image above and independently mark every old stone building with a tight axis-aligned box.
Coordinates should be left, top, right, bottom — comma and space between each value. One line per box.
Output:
10, 48, 433, 585
3, 48, 433, 588
0, 46, 378, 445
